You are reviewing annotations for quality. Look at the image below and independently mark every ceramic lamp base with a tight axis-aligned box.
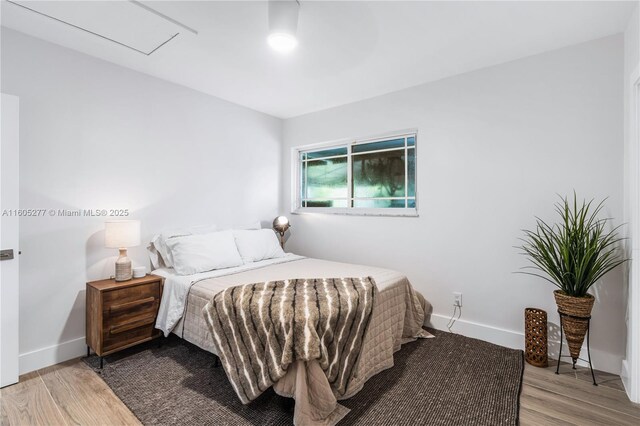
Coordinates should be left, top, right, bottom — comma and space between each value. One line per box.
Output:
115, 248, 132, 281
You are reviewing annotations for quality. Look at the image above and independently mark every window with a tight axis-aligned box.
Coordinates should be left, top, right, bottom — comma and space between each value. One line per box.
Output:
293, 131, 417, 216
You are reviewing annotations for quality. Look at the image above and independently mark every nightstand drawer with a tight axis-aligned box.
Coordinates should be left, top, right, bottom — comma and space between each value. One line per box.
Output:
103, 319, 158, 353
103, 282, 160, 309
104, 295, 158, 325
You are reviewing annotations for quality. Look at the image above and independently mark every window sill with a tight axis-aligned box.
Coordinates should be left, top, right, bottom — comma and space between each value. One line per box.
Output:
291, 207, 419, 217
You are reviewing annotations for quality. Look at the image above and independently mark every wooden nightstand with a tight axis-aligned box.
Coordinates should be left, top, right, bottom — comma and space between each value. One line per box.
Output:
86, 275, 163, 368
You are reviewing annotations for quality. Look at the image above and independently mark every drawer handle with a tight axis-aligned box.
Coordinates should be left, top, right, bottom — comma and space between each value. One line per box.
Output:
109, 317, 156, 335
109, 296, 156, 313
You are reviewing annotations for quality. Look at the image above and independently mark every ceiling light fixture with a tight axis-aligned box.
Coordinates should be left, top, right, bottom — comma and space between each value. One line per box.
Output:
267, 0, 300, 53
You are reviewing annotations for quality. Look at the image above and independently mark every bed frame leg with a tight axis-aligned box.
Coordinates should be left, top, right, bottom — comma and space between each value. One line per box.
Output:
213, 355, 220, 368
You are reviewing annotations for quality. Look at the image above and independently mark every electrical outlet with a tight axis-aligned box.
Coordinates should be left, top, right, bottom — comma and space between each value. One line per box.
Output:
453, 292, 462, 307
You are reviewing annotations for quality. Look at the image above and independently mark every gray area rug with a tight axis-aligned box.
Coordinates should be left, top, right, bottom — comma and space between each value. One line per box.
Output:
84, 329, 523, 425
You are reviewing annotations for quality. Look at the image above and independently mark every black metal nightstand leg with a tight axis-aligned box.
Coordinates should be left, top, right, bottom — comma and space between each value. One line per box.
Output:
99, 356, 104, 369
87, 346, 90, 357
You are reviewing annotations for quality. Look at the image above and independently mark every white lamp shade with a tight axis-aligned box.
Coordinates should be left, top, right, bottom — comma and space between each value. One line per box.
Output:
105, 220, 141, 248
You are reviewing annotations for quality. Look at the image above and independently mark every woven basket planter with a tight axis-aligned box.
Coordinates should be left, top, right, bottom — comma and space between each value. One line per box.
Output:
553, 290, 595, 362
524, 308, 548, 367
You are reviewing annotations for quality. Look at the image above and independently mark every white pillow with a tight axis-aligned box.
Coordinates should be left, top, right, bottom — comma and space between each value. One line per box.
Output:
146, 242, 162, 270
234, 229, 285, 263
166, 230, 243, 275
149, 224, 217, 269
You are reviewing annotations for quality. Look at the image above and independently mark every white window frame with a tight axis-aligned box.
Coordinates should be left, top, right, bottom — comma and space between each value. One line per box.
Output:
291, 129, 418, 217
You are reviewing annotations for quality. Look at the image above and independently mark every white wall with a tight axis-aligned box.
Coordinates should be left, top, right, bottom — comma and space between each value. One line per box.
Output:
623, 2, 640, 402
1, 27, 629, 377
1, 29, 282, 373
282, 35, 625, 374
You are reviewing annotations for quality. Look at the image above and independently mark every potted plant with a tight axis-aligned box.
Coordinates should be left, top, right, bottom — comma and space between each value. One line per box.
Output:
518, 193, 626, 365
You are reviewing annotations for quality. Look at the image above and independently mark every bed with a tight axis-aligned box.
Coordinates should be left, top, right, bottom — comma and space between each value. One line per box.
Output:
152, 253, 430, 425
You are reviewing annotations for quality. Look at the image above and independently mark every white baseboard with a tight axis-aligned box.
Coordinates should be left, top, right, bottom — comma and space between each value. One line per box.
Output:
16, 314, 624, 377
427, 313, 622, 375
19, 337, 86, 375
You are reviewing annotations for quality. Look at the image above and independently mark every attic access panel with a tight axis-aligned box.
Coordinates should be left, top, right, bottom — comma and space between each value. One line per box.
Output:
7, 1, 195, 55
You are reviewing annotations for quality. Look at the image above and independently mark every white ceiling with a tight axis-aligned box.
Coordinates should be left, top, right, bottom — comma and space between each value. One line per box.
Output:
5, 0, 189, 54
1, 1, 637, 118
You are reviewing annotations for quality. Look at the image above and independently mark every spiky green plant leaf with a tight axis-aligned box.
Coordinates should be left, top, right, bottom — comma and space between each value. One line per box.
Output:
517, 193, 627, 297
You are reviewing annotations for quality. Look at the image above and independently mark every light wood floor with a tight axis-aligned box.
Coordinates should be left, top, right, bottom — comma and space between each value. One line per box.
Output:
1, 358, 639, 425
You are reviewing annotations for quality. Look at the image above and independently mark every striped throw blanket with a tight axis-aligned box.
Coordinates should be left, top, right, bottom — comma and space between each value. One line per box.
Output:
202, 277, 376, 404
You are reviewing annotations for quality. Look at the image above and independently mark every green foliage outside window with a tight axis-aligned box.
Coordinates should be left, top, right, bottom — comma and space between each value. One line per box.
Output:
300, 134, 416, 210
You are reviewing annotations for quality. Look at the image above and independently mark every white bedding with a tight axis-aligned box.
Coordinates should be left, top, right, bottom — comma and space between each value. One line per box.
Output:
153, 253, 305, 336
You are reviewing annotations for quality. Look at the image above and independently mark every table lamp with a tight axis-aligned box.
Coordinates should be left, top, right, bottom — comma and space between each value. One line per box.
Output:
105, 220, 141, 281
272, 216, 290, 248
